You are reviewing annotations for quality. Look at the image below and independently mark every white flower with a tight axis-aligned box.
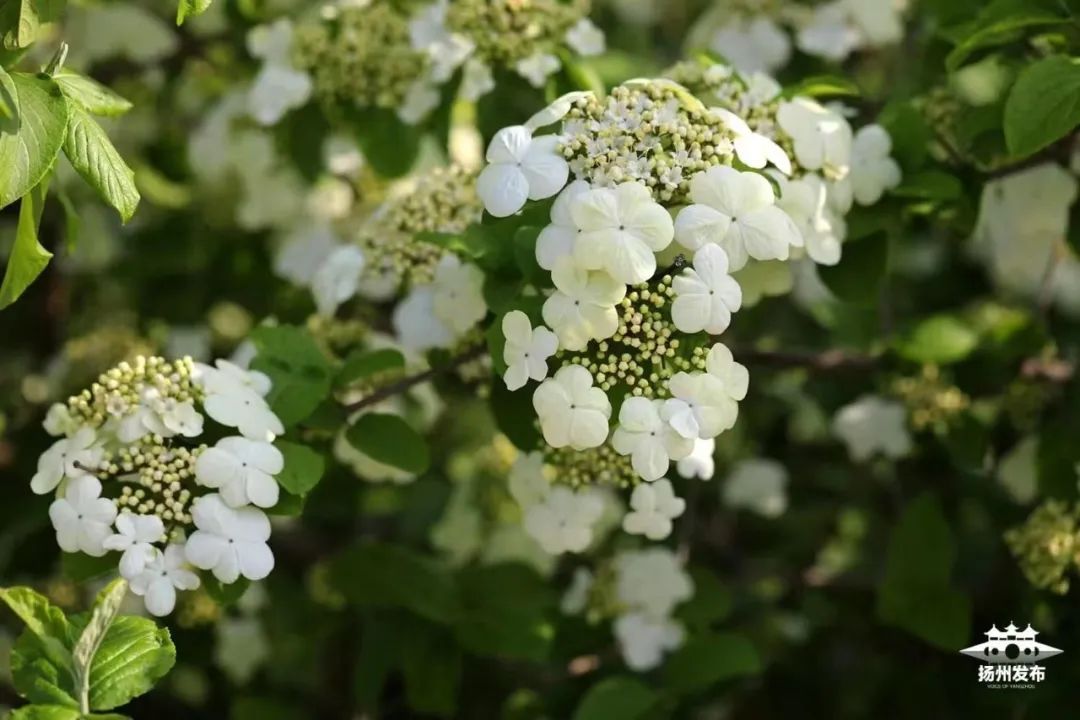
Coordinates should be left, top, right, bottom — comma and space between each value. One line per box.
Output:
614, 612, 685, 671
774, 172, 846, 266
398, 78, 441, 125
477, 126, 569, 217
196, 359, 272, 398
427, 33, 475, 82
622, 479, 686, 540
565, 18, 605, 56
215, 616, 270, 685
247, 18, 293, 65
523, 486, 604, 554
393, 285, 456, 351
797, 2, 861, 61
248, 65, 312, 126
515, 52, 561, 88
274, 225, 338, 287
204, 389, 284, 443
611, 398, 694, 481
409, 0, 449, 49
103, 514, 165, 578
671, 244, 742, 334
615, 547, 693, 617
432, 255, 486, 335
312, 245, 366, 317
709, 16, 791, 74
195, 437, 284, 509
723, 459, 789, 517
833, 395, 912, 461
848, 124, 902, 206
541, 258, 625, 351
572, 181, 675, 284
674, 166, 802, 271
713, 108, 793, 176
526, 91, 593, 132
509, 452, 551, 508
460, 57, 495, 101
998, 436, 1038, 504
665, 344, 748, 440
776, 98, 853, 176
845, 0, 905, 45
48, 476, 117, 557
129, 544, 200, 617
561, 567, 594, 614
323, 135, 364, 177
536, 180, 590, 270
152, 398, 204, 438
677, 438, 716, 480
31, 427, 103, 495
532, 365, 612, 450
43, 403, 79, 437
186, 494, 275, 583
706, 343, 751, 396
501, 311, 558, 391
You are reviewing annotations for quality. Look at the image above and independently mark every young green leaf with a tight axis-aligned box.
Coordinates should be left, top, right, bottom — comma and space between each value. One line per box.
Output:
0, 179, 53, 310
1004, 56, 1080, 159
336, 348, 405, 388
84, 615, 175, 710
0, 64, 15, 122
249, 325, 333, 427
662, 633, 761, 694
573, 676, 657, 720
0, 0, 66, 50
62, 105, 140, 222
72, 580, 128, 713
0, 71, 68, 210
176, 0, 213, 25
346, 414, 430, 475
0, 586, 73, 671
895, 314, 979, 365
54, 73, 133, 117
274, 440, 326, 497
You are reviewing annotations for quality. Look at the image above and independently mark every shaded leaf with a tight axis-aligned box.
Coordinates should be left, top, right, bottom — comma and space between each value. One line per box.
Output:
62, 105, 140, 222
346, 413, 430, 475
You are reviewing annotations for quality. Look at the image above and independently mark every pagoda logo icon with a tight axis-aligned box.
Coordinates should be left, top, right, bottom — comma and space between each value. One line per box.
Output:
960, 622, 1063, 688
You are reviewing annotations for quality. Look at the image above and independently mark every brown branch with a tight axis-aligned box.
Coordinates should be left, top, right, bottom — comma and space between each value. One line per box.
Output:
733, 347, 880, 372
344, 343, 487, 413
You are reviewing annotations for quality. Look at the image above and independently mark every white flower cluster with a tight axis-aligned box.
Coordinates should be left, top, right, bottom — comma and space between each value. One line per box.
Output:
392, 0, 603, 124
669, 62, 902, 268
562, 547, 694, 671
32, 357, 285, 616
688, 0, 908, 75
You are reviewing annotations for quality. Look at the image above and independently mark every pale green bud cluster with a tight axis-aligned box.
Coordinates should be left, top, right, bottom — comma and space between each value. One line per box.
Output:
446, 0, 590, 65
66, 356, 201, 430
1005, 501, 1080, 595
546, 440, 637, 489
891, 365, 970, 433
306, 315, 369, 357
563, 276, 707, 399
559, 82, 739, 204
293, 2, 426, 110
61, 325, 156, 391
666, 61, 797, 170
103, 436, 204, 528
360, 165, 481, 291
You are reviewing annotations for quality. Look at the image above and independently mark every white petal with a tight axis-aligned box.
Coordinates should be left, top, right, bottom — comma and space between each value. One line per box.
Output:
477, 163, 530, 218
485, 125, 532, 164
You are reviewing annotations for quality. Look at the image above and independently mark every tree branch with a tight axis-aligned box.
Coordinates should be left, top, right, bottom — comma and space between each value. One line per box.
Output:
733, 347, 880, 372
344, 343, 487, 413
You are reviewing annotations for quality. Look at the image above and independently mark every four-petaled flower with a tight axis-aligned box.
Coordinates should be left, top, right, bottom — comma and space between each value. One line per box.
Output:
674, 166, 802, 270
204, 388, 285, 443
129, 544, 201, 617
572, 182, 675, 285
502, 311, 559, 391
671, 244, 743, 334
523, 486, 604, 555
186, 494, 275, 584
48, 476, 118, 557
848, 124, 902, 206
622, 479, 686, 540
195, 436, 284, 509
776, 98, 853, 175
536, 180, 590, 270
312, 245, 366, 317
611, 398, 694, 481
477, 126, 569, 217
31, 427, 103, 495
532, 365, 612, 450
541, 258, 626, 351
104, 513, 165, 578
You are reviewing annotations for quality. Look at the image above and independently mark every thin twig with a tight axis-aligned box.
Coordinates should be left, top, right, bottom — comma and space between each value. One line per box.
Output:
733, 347, 880, 372
344, 343, 487, 413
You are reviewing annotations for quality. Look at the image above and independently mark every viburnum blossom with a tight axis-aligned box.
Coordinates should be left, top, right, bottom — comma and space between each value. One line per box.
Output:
533, 366, 612, 451
776, 98, 853, 177
677, 438, 716, 480
535, 180, 590, 271
31, 427, 104, 495
611, 398, 694, 481
847, 125, 903, 205
195, 437, 284, 509
523, 486, 605, 555
129, 544, 201, 617
723, 459, 790, 518
103, 513, 165, 578
622, 479, 686, 539
541, 259, 626, 351
49, 476, 117, 557
186, 494, 275, 583
501, 311, 559, 391
833, 395, 913, 461
572, 181, 675, 285
477, 126, 569, 217
671, 244, 743, 334
614, 612, 686, 671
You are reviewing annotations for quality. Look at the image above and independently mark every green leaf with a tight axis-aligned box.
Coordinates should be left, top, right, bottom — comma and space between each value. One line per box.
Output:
784, 75, 861, 99
176, 0, 212, 25
346, 413, 430, 475
0, 0, 65, 50
85, 615, 175, 710
62, 105, 140, 222
891, 171, 963, 202
0, 71, 68, 210
0, 587, 73, 671
490, 379, 541, 451
0, 178, 51, 309
398, 616, 460, 717
336, 348, 405, 388
53, 73, 132, 117
573, 676, 658, 720
945, 2, 1067, 71
818, 230, 888, 305
455, 564, 555, 662
895, 315, 978, 365
0, 64, 15, 123
1004, 56, 1080, 159
72, 580, 127, 713
353, 614, 398, 710
2, 586, 76, 707
876, 493, 971, 651
249, 325, 333, 427
662, 633, 761, 694
274, 440, 325, 497
675, 567, 733, 630
8, 706, 81, 720
329, 542, 459, 623
351, 107, 420, 178
203, 576, 249, 606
